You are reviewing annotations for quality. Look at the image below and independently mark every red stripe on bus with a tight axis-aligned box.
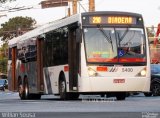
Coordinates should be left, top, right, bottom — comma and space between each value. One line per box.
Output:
88, 58, 146, 63
97, 66, 108, 71
119, 58, 146, 62
87, 58, 118, 62
64, 66, 69, 72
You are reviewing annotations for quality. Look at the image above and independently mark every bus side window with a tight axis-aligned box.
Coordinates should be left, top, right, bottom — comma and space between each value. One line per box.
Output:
76, 28, 82, 43
8, 48, 12, 60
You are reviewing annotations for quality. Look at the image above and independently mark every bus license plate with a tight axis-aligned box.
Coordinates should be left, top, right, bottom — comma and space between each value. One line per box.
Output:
113, 79, 125, 83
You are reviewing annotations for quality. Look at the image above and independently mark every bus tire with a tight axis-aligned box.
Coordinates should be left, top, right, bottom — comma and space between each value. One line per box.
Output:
69, 93, 79, 100
2, 86, 5, 91
30, 94, 41, 100
59, 75, 68, 100
23, 77, 30, 100
116, 92, 126, 100
18, 77, 25, 100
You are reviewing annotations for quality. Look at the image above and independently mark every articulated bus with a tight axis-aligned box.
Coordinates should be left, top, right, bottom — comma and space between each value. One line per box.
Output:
8, 11, 150, 100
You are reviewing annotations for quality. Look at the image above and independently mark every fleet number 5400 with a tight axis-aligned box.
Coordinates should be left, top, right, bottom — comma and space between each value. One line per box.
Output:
122, 68, 133, 72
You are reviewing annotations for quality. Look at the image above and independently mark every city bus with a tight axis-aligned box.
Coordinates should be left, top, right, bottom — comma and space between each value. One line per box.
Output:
8, 11, 151, 100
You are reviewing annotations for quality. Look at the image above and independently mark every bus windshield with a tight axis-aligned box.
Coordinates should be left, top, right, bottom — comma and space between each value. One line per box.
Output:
83, 27, 146, 63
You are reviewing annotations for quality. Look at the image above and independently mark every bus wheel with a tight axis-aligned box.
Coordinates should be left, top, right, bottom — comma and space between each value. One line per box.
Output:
2, 86, 5, 91
18, 85, 24, 99
18, 78, 25, 100
23, 78, 30, 100
59, 77, 68, 100
30, 94, 41, 100
115, 92, 126, 100
69, 93, 79, 100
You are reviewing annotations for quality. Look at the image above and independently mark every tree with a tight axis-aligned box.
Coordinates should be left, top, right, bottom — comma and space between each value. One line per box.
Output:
0, 16, 36, 74
0, 43, 8, 74
146, 28, 155, 37
0, 0, 15, 3
0, 16, 36, 41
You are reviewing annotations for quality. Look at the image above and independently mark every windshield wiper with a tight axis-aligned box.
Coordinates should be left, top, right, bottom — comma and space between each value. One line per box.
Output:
118, 28, 129, 42
117, 29, 136, 47
98, 26, 114, 51
117, 28, 129, 47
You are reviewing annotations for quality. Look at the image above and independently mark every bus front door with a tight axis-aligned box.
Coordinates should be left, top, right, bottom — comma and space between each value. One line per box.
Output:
68, 27, 80, 91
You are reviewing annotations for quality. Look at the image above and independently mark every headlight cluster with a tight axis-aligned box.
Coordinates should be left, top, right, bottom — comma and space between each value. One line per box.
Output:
88, 67, 98, 76
136, 68, 147, 77
140, 70, 146, 76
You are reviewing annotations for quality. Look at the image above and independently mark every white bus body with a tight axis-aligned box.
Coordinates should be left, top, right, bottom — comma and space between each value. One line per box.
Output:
8, 11, 150, 100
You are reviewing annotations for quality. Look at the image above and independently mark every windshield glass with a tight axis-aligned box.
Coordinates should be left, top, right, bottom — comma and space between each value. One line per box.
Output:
83, 27, 146, 63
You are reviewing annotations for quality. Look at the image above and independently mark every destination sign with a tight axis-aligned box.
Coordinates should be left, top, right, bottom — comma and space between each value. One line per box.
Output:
89, 16, 136, 25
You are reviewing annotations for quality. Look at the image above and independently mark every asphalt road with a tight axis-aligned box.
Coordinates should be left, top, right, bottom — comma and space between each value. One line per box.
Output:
0, 91, 160, 118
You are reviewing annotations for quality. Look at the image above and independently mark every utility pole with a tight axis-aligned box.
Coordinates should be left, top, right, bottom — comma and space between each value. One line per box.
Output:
89, 0, 95, 12
67, 0, 71, 17
72, 0, 77, 15
67, 0, 77, 16
68, 7, 71, 16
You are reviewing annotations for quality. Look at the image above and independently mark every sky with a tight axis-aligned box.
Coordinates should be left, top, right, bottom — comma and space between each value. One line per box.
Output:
0, 0, 160, 27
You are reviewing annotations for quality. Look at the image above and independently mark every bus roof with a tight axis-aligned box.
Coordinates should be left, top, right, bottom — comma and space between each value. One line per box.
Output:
8, 11, 143, 48
8, 13, 81, 48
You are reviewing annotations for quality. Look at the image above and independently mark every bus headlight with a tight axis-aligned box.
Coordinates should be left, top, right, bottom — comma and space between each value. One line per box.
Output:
88, 67, 97, 76
136, 68, 146, 77
140, 70, 146, 76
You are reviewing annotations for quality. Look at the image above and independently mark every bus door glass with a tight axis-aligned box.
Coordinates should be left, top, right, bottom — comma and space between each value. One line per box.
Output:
68, 26, 80, 91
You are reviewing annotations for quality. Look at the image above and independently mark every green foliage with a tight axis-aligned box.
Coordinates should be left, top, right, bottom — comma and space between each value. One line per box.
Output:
0, 0, 15, 3
0, 57, 7, 74
0, 16, 36, 41
146, 28, 155, 37
0, 43, 8, 74
0, 16, 36, 74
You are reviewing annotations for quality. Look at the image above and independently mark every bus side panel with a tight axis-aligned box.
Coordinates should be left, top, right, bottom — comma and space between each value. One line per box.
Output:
37, 38, 44, 93
16, 61, 38, 93
43, 65, 69, 94
26, 62, 38, 93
